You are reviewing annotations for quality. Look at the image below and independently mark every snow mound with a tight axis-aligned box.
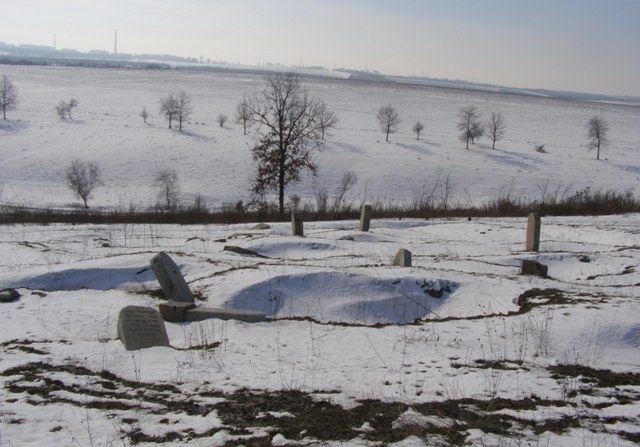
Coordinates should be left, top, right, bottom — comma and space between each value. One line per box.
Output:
245, 240, 338, 259
225, 272, 457, 324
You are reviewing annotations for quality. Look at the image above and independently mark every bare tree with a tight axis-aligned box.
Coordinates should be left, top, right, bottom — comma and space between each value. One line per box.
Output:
175, 91, 192, 132
470, 121, 484, 145
586, 116, 610, 160
234, 98, 251, 135
153, 168, 179, 210
65, 159, 102, 208
217, 114, 228, 127
486, 112, 506, 149
0, 75, 18, 120
377, 105, 400, 142
245, 72, 333, 219
457, 106, 482, 149
159, 93, 178, 129
140, 107, 149, 124
413, 121, 424, 140
317, 101, 338, 140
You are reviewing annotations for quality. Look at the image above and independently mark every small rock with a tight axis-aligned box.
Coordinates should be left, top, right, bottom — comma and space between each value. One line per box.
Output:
0, 288, 20, 303
578, 255, 591, 263
521, 260, 548, 277
223, 246, 269, 258
252, 223, 271, 230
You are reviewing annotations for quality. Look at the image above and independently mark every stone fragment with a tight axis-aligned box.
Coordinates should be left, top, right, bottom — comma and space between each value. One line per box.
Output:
0, 288, 20, 303
292, 212, 304, 237
359, 205, 372, 232
526, 213, 541, 252
521, 260, 548, 277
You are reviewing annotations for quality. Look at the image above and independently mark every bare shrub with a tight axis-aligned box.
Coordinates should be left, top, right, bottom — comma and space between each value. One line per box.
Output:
332, 171, 358, 214
535, 144, 547, 153
216, 114, 228, 127
317, 101, 338, 140
65, 159, 102, 208
55, 99, 78, 120
377, 105, 400, 142
140, 107, 149, 123
159, 93, 178, 129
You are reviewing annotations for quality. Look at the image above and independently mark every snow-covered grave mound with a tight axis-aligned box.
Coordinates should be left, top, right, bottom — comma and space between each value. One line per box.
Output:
227, 272, 458, 324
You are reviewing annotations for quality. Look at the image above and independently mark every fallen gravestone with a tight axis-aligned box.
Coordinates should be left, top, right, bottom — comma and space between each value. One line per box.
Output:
0, 288, 20, 303
117, 306, 170, 351
159, 301, 267, 323
223, 245, 269, 258
150, 252, 194, 303
521, 260, 548, 277
359, 204, 372, 232
393, 249, 412, 267
292, 212, 304, 237
526, 212, 541, 252
252, 223, 271, 230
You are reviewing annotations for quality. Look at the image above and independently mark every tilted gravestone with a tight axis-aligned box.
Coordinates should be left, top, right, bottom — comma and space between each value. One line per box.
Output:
117, 306, 170, 351
526, 212, 541, 252
150, 252, 194, 303
521, 260, 548, 277
291, 212, 304, 237
359, 205, 372, 232
393, 249, 412, 267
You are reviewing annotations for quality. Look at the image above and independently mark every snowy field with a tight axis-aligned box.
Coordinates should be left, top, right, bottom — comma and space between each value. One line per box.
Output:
1, 215, 639, 445
0, 65, 639, 210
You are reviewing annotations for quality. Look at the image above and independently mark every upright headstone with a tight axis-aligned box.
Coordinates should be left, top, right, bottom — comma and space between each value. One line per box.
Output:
526, 213, 541, 252
292, 212, 304, 237
359, 205, 372, 232
150, 252, 194, 303
117, 306, 170, 351
393, 249, 412, 267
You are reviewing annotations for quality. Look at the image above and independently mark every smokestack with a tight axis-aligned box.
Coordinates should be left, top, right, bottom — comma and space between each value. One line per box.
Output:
114, 29, 118, 55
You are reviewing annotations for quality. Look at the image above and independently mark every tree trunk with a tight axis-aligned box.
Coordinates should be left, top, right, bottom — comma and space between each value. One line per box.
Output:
278, 145, 286, 220
385, 128, 390, 142
597, 142, 600, 160
169, 115, 172, 129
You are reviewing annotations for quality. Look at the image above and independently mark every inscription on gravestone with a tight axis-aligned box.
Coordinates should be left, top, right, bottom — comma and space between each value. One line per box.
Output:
117, 306, 170, 351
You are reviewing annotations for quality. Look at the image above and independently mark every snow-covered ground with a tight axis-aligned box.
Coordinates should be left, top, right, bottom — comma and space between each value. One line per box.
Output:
0, 65, 639, 210
1, 216, 639, 445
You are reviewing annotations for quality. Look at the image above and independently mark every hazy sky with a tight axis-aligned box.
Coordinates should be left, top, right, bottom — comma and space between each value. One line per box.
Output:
2, 0, 639, 96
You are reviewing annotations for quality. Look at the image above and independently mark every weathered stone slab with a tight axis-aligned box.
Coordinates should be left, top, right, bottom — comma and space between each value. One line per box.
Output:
223, 245, 269, 258
521, 260, 548, 277
292, 212, 304, 237
150, 252, 194, 303
159, 301, 195, 323
117, 306, 170, 351
186, 307, 267, 323
359, 204, 372, 232
393, 249, 412, 267
252, 223, 271, 230
0, 288, 20, 303
526, 212, 541, 252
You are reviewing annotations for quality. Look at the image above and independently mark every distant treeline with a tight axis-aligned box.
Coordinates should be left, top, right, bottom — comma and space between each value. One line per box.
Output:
0, 57, 170, 70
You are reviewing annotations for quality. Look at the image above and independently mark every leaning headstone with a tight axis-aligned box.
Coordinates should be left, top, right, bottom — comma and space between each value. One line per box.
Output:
393, 249, 412, 267
526, 213, 541, 252
359, 205, 372, 232
521, 260, 548, 277
117, 306, 170, 351
0, 288, 20, 303
150, 252, 194, 303
292, 212, 304, 237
